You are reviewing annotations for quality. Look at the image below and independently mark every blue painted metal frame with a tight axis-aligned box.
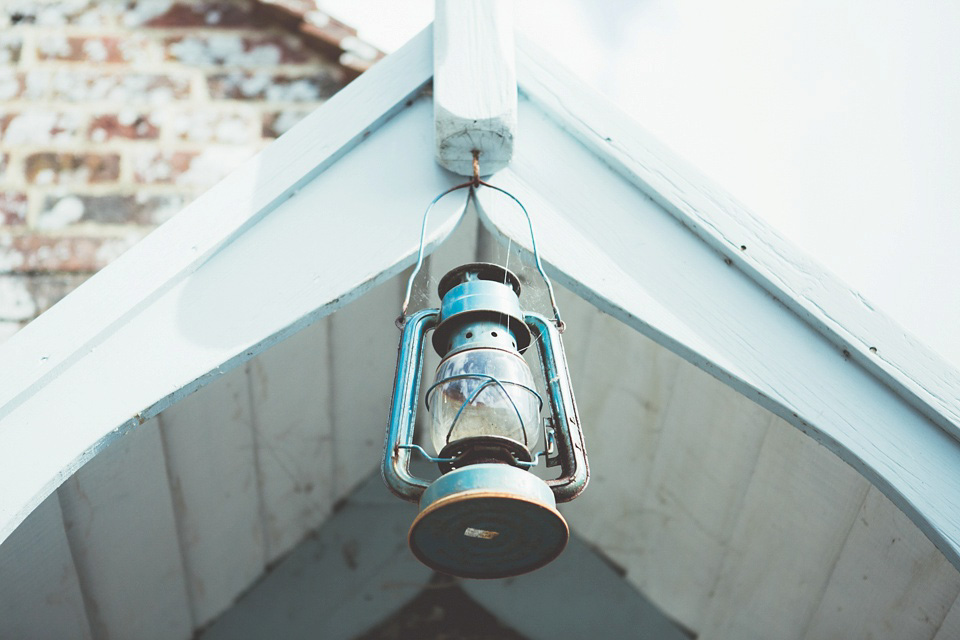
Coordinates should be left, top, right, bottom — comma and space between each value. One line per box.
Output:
526, 312, 589, 502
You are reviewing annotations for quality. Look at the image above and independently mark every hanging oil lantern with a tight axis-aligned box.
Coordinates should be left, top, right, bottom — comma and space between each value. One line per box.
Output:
382, 180, 588, 579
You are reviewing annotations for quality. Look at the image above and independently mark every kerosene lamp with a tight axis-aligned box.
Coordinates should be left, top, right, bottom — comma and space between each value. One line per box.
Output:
382, 182, 588, 579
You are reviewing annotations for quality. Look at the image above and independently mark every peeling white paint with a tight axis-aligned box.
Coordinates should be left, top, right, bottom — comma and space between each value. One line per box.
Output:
0, 278, 37, 322
94, 233, 142, 265
0, 236, 26, 272
305, 11, 330, 28
20, 70, 186, 104
265, 78, 321, 102
33, 168, 56, 186
270, 110, 308, 136
37, 35, 71, 59
0, 70, 20, 101
132, 154, 173, 184
2, 112, 84, 144
122, 0, 173, 27
169, 35, 283, 67
117, 109, 138, 126
170, 110, 251, 144
37, 196, 85, 230
341, 36, 378, 62
176, 149, 249, 187
82, 39, 108, 63
0, 33, 22, 65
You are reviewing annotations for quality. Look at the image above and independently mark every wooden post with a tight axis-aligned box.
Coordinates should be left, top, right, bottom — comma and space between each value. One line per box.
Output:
434, 0, 517, 176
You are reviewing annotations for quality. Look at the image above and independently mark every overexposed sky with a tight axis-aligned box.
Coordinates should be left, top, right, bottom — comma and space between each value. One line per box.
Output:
323, 0, 960, 367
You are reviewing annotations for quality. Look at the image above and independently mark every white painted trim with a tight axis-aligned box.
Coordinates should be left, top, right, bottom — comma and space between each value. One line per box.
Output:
474, 95, 960, 570
514, 34, 960, 443
434, 0, 516, 176
0, 30, 471, 546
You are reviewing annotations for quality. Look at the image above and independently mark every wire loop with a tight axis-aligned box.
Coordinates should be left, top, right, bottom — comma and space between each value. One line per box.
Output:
399, 161, 564, 330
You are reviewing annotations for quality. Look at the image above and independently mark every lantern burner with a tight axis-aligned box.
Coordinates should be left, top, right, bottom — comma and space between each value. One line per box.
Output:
436, 435, 533, 472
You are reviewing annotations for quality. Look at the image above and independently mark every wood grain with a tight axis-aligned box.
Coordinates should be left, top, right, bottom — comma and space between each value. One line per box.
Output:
159, 365, 267, 627
0, 494, 92, 639
57, 420, 193, 640
802, 486, 960, 640
434, 0, 516, 175
249, 318, 335, 563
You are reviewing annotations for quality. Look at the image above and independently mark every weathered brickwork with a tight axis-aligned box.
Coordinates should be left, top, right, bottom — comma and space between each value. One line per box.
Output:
0, 0, 381, 335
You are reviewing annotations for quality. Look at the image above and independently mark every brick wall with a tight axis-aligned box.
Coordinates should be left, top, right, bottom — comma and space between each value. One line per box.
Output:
0, 0, 379, 341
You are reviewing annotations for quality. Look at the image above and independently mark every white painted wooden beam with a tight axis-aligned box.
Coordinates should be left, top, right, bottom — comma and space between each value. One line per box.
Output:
434, 0, 517, 176
0, 30, 470, 547
515, 34, 960, 444
474, 96, 960, 571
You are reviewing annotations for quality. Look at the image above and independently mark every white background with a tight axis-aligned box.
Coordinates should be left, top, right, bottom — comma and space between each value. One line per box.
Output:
324, 0, 960, 367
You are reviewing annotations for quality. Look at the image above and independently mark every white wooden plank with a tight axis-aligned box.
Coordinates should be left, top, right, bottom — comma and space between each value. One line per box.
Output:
329, 276, 405, 499
249, 318, 335, 563
697, 419, 870, 639
557, 309, 682, 540
199, 472, 429, 640
57, 419, 193, 640
434, 0, 516, 175
515, 34, 960, 444
474, 97, 960, 571
934, 595, 960, 640
0, 494, 92, 640
158, 365, 267, 628
0, 26, 435, 422
803, 486, 960, 640
0, 96, 469, 547
624, 365, 774, 631
530, 286, 769, 633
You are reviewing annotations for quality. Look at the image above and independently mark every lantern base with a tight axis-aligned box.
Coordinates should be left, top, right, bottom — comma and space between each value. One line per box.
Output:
408, 464, 568, 579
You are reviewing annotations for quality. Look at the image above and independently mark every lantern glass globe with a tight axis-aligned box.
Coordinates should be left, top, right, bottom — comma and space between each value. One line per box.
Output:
428, 346, 541, 455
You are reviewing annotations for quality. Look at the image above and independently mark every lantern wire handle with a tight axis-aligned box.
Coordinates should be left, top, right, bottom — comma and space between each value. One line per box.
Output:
473, 179, 564, 332
397, 179, 473, 329
398, 161, 565, 331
